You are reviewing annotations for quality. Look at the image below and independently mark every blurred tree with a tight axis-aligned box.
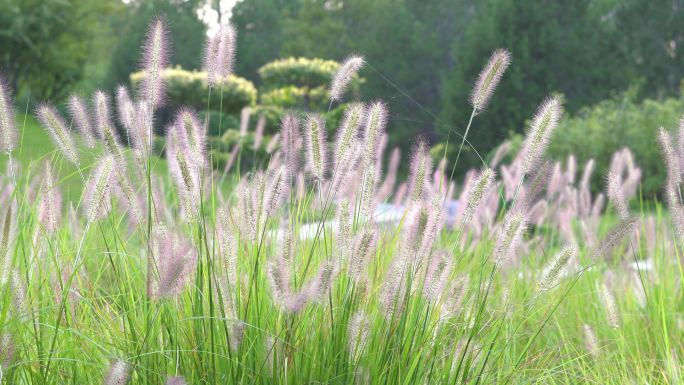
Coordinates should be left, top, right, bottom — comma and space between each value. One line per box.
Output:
280, 0, 462, 153
106, 0, 207, 90
0, 0, 122, 101
613, 0, 684, 98
232, 0, 303, 81
438, 0, 633, 173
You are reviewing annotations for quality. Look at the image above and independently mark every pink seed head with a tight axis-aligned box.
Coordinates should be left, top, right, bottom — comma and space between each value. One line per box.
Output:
140, 18, 170, 107
67, 94, 96, 148
330, 55, 364, 101
36, 103, 80, 165
0, 74, 17, 153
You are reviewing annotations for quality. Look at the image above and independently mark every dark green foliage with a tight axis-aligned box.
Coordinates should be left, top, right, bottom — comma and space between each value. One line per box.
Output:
106, 0, 207, 89
0, 0, 122, 101
439, 0, 633, 173
232, 0, 303, 81
202, 111, 239, 137
279, 0, 458, 152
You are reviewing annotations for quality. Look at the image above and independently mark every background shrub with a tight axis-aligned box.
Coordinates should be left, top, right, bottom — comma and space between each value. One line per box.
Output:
201, 110, 239, 137
548, 88, 684, 197
130, 66, 257, 116
258, 57, 361, 92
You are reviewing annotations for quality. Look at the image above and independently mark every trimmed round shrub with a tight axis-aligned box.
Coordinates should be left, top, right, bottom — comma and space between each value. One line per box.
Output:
130, 66, 257, 115
260, 85, 330, 111
258, 57, 343, 90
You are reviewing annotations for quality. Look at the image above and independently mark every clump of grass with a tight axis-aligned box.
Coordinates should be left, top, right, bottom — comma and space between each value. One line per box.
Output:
0, 16, 681, 385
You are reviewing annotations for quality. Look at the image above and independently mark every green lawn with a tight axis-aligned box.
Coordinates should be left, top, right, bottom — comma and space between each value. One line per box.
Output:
3, 115, 169, 200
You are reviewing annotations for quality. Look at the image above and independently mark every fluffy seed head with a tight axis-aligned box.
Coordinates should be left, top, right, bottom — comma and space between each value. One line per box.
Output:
167, 130, 200, 220
0, 74, 17, 153
363, 101, 388, 166
336, 199, 353, 265
280, 112, 301, 172
458, 167, 495, 226
67, 94, 96, 148
84, 156, 115, 223
591, 216, 638, 261
149, 229, 197, 299
166, 377, 187, 385
36, 103, 80, 165
264, 164, 290, 216
305, 113, 327, 180
253, 114, 266, 149
37, 162, 62, 233
606, 171, 629, 219
204, 23, 237, 87
599, 282, 620, 328
174, 107, 206, 167
415, 198, 445, 266
348, 227, 377, 282
335, 103, 365, 166
0, 333, 13, 369
408, 140, 432, 203
470, 48, 511, 111
267, 132, 280, 154
442, 275, 469, 317
330, 55, 364, 101
267, 261, 291, 310
423, 250, 452, 301
305, 261, 336, 302
539, 244, 576, 291
359, 162, 378, 222
347, 311, 370, 360
140, 18, 169, 107
582, 324, 600, 358
216, 207, 238, 284
113, 169, 144, 225
658, 126, 681, 184
521, 97, 563, 174
116, 85, 136, 133
131, 100, 153, 153
493, 211, 527, 264
104, 358, 131, 385
93, 90, 123, 157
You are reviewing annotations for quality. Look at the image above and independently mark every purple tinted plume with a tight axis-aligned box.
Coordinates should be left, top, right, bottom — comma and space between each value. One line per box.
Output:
363, 101, 388, 167
167, 130, 200, 220
174, 107, 206, 167
93, 90, 123, 157
470, 48, 511, 111
36, 103, 80, 165
37, 162, 62, 233
280, 112, 301, 172
104, 358, 131, 385
116, 86, 136, 135
407, 140, 432, 203
166, 377, 187, 385
330, 55, 364, 101
204, 23, 237, 87
140, 18, 170, 107
334, 103, 364, 166
149, 228, 197, 299
305, 113, 327, 180
521, 96, 563, 174
83, 156, 115, 223
67, 95, 97, 148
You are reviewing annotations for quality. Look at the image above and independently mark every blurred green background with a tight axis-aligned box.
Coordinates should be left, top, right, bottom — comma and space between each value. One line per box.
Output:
2, 0, 684, 197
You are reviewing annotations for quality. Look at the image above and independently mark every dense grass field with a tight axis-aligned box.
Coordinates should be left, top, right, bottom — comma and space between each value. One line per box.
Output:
0, 18, 682, 385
